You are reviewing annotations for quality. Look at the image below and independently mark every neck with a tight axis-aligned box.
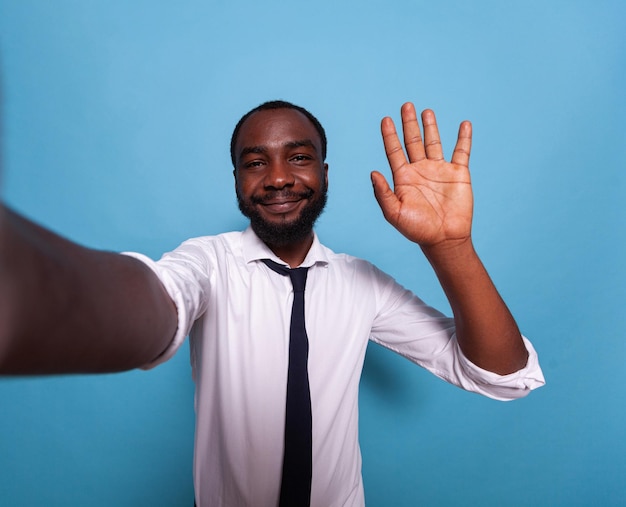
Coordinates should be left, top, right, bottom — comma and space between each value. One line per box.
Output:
266, 233, 314, 268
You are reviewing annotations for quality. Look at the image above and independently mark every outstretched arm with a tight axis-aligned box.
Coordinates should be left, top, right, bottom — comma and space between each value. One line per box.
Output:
0, 205, 177, 374
371, 102, 528, 375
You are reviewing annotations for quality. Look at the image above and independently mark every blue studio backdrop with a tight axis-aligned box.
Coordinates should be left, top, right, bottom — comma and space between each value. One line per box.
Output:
1, 1, 625, 506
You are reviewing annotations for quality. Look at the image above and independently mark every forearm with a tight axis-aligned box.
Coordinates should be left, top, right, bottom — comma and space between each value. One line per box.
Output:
422, 238, 529, 375
0, 206, 177, 374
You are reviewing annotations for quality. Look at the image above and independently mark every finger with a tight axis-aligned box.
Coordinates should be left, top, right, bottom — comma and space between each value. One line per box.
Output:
370, 170, 400, 223
400, 102, 426, 163
381, 116, 407, 172
451, 120, 472, 168
421, 109, 444, 161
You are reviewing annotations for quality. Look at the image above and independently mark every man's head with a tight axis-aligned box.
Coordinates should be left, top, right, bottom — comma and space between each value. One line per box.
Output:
231, 101, 328, 248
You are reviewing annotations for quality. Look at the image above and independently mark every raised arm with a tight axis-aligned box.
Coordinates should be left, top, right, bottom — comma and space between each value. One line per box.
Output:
370, 102, 528, 375
0, 205, 177, 374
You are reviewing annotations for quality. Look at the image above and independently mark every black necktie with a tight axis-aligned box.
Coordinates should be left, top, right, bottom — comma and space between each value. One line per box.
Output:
262, 259, 312, 507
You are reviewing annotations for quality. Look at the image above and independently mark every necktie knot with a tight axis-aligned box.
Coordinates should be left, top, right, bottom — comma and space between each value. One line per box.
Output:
288, 268, 308, 293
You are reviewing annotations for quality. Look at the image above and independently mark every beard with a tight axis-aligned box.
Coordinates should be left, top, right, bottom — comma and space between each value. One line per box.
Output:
237, 183, 328, 248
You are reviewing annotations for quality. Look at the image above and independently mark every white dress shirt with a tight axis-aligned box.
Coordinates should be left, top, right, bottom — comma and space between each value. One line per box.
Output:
127, 227, 544, 507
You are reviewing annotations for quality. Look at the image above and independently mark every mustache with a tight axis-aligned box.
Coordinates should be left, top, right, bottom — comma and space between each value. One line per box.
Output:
250, 189, 314, 204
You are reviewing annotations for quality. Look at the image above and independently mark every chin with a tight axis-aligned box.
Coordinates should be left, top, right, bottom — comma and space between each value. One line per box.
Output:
238, 191, 327, 247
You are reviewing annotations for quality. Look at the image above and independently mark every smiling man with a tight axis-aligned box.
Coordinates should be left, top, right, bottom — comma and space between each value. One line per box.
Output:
0, 100, 544, 507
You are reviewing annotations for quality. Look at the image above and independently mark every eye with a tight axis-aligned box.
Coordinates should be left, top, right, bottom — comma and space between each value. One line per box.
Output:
243, 159, 265, 169
290, 154, 312, 163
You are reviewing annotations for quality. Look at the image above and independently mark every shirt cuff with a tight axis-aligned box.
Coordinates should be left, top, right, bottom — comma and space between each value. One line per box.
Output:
122, 251, 189, 370
457, 336, 546, 401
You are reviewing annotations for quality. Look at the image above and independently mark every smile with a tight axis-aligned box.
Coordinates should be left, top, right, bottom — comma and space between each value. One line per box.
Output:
260, 198, 304, 214
251, 190, 313, 215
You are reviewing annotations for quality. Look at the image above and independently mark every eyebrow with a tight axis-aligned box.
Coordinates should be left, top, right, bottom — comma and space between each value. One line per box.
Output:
239, 139, 317, 159
285, 139, 316, 150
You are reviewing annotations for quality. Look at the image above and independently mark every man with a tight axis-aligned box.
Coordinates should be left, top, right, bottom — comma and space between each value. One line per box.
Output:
0, 100, 544, 506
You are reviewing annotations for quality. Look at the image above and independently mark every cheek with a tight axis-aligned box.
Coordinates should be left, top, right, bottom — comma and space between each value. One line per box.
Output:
235, 175, 257, 197
302, 171, 326, 190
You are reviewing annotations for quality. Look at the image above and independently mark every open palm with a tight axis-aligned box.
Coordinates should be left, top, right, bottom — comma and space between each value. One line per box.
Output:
371, 103, 473, 247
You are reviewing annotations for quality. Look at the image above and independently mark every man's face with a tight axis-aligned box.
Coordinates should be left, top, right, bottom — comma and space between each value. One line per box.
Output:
233, 108, 328, 247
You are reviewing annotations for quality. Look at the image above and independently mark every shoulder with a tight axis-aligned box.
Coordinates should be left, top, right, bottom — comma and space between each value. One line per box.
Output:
319, 243, 395, 287
157, 231, 245, 271
167, 231, 242, 256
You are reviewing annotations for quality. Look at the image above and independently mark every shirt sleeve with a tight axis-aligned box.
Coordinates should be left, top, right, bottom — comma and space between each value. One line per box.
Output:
123, 239, 213, 369
369, 266, 545, 401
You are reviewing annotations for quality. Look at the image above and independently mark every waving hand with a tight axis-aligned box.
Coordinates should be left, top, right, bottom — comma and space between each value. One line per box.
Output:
371, 102, 473, 247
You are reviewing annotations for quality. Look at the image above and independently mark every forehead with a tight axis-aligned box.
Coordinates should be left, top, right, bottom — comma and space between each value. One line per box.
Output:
235, 108, 322, 153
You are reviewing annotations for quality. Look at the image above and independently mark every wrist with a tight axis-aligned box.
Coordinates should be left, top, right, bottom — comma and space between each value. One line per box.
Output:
421, 236, 475, 265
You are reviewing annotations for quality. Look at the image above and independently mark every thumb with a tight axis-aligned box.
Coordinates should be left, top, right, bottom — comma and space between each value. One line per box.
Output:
370, 171, 399, 222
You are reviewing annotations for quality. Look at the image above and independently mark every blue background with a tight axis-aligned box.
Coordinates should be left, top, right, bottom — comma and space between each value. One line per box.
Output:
1, 1, 625, 506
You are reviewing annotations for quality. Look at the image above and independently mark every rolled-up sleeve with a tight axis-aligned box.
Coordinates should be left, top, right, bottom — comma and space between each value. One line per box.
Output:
123, 241, 212, 369
370, 267, 545, 401
453, 336, 545, 400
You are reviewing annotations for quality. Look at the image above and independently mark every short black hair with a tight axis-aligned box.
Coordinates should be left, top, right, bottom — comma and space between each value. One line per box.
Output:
230, 100, 327, 167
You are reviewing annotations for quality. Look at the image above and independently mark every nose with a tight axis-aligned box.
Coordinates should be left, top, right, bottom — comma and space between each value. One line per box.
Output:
263, 160, 294, 190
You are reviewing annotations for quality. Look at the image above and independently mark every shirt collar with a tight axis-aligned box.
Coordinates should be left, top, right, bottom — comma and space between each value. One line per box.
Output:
242, 225, 329, 268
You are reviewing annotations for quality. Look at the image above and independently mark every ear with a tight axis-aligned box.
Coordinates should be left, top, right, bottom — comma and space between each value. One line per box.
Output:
233, 169, 239, 193
323, 163, 329, 187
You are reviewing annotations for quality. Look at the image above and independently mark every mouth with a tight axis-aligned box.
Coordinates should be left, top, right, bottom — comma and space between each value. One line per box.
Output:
252, 190, 313, 215
261, 200, 302, 214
